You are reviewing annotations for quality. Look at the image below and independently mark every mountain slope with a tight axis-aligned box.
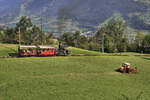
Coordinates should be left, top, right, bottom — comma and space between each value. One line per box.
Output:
63, 0, 149, 30
0, 0, 150, 32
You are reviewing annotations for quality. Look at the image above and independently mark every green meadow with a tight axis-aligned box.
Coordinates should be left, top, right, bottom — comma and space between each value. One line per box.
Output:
0, 44, 150, 100
0, 56, 150, 100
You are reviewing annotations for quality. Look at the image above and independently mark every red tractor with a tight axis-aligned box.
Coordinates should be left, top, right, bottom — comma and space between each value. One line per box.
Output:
120, 63, 139, 74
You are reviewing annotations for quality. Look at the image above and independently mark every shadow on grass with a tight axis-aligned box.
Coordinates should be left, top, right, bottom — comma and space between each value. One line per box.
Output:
141, 57, 150, 61
115, 68, 122, 73
143, 57, 150, 60
1, 45, 18, 57
121, 94, 129, 100
136, 92, 143, 100
118, 92, 147, 100
8, 53, 19, 57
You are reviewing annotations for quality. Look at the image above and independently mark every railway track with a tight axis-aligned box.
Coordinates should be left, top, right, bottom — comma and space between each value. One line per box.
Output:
70, 54, 150, 56
0, 56, 18, 58
0, 54, 150, 58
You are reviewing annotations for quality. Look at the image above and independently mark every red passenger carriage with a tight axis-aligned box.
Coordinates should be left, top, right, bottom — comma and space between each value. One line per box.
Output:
18, 45, 55, 56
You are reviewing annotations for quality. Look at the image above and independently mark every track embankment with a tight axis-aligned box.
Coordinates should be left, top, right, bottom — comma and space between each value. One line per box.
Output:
0, 54, 150, 58
70, 54, 150, 56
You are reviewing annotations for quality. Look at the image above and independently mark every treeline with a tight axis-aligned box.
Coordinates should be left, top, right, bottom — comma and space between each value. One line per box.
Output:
60, 18, 150, 53
0, 16, 150, 53
0, 16, 54, 45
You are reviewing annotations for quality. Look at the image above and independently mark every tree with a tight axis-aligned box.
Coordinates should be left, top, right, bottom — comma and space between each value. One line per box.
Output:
88, 40, 100, 51
127, 43, 138, 52
16, 16, 33, 44
4, 28, 16, 43
135, 31, 145, 52
61, 32, 73, 46
104, 35, 115, 53
46, 33, 54, 44
142, 35, 150, 53
31, 25, 41, 45
143, 35, 150, 46
16, 16, 32, 32
0, 29, 5, 42
73, 31, 80, 47
135, 31, 144, 47
39, 32, 46, 45
78, 35, 88, 49
104, 17, 126, 52
96, 26, 106, 53
0, 16, 49, 45
118, 37, 127, 52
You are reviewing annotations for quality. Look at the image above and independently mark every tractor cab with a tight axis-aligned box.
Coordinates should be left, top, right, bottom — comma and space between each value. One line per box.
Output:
120, 63, 138, 74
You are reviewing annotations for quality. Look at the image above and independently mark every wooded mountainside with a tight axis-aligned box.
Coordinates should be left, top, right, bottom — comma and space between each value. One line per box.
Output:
0, 0, 150, 32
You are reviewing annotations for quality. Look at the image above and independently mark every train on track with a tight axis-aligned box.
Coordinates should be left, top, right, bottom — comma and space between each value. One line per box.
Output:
18, 43, 69, 57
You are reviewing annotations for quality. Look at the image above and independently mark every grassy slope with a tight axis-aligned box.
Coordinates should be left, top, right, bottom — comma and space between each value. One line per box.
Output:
0, 44, 102, 56
0, 44, 18, 57
0, 56, 150, 100
68, 47, 101, 55
0, 44, 148, 57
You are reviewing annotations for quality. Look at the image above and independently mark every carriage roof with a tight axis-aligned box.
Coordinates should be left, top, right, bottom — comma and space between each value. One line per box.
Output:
19, 45, 55, 49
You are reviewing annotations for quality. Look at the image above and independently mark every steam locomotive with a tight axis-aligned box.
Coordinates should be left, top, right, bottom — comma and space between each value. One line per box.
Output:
18, 43, 69, 57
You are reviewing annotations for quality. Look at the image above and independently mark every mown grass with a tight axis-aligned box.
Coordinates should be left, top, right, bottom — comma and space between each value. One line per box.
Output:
68, 47, 101, 55
0, 56, 150, 100
0, 44, 18, 57
67, 47, 143, 56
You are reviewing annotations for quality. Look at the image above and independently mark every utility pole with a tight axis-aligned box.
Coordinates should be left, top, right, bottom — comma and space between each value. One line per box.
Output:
102, 32, 105, 53
18, 27, 21, 46
40, 16, 43, 33
40, 16, 43, 45
99, 26, 105, 53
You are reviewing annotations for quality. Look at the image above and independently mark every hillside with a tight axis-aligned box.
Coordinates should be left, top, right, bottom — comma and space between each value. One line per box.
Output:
0, 44, 149, 57
0, 0, 150, 32
0, 44, 18, 57
0, 44, 101, 57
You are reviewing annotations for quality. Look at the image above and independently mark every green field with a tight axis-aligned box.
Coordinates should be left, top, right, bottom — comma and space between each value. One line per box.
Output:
0, 44, 150, 100
0, 44, 102, 57
68, 47, 101, 55
0, 43, 149, 57
0, 44, 18, 57
0, 56, 150, 100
